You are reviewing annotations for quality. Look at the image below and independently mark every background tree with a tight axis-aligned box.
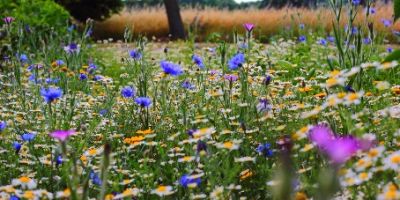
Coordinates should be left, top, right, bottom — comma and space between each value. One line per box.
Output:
164, 0, 186, 39
56, 0, 123, 21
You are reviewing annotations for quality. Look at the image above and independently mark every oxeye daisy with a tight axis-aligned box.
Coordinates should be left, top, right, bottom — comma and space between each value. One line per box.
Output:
11, 176, 37, 189
151, 185, 174, 197
384, 150, 400, 170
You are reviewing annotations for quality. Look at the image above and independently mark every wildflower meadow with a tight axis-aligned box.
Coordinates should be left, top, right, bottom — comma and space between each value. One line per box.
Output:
1, 0, 400, 199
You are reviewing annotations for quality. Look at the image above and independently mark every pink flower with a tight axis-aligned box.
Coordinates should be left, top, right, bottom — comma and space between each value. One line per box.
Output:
308, 125, 335, 148
243, 23, 255, 32
3, 17, 14, 25
49, 130, 76, 142
308, 125, 366, 165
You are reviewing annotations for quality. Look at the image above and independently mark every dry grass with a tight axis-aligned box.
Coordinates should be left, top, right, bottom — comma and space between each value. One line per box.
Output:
94, 3, 399, 42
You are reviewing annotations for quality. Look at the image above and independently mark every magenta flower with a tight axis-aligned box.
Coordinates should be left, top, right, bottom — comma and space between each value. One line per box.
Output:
49, 130, 76, 142
308, 125, 363, 165
243, 23, 255, 32
3, 17, 14, 25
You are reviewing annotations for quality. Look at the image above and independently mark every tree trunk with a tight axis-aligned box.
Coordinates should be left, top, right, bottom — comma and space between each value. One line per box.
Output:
164, 0, 186, 40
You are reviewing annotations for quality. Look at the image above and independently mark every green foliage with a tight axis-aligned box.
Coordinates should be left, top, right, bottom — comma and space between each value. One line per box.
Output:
394, 0, 400, 22
56, 0, 123, 21
383, 49, 400, 62
1, 0, 70, 29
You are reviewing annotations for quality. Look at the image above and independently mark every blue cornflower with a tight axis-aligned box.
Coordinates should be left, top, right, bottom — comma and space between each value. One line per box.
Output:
160, 61, 183, 76
19, 54, 28, 62
85, 28, 93, 38
318, 38, 327, 46
181, 80, 195, 90
345, 85, 356, 93
79, 73, 87, 80
90, 171, 102, 186
88, 63, 97, 74
21, 133, 35, 142
187, 129, 196, 137
10, 195, 19, 200
365, 7, 376, 15
0, 121, 6, 132
56, 155, 63, 165
99, 109, 108, 116
256, 143, 273, 157
352, 0, 360, 5
197, 140, 207, 153
363, 37, 371, 45
121, 86, 135, 98
93, 75, 103, 81
263, 75, 272, 86
351, 27, 358, 35
298, 35, 306, 42
256, 99, 272, 113
192, 54, 205, 68
228, 53, 245, 70
327, 36, 335, 43
40, 87, 63, 103
387, 47, 393, 53
299, 23, 305, 30
381, 19, 392, 27
67, 24, 76, 32
56, 60, 65, 66
135, 97, 152, 107
45, 78, 59, 84
13, 142, 21, 153
64, 43, 80, 54
179, 174, 201, 188
129, 49, 142, 60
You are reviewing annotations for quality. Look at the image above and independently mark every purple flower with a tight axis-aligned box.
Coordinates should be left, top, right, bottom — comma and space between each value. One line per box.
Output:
0, 121, 6, 132
381, 19, 392, 27
160, 61, 183, 76
228, 53, 245, 70
308, 125, 335, 148
257, 98, 272, 113
93, 75, 103, 81
64, 43, 80, 54
387, 47, 393, 53
121, 86, 135, 98
224, 74, 239, 82
49, 130, 76, 142
299, 23, 305, 30
19, 54, 28, 63
129, 49, 142, 60
90, 171, 102, 186
40, 87, 63, 103
135, 97, 152, 107
3, 17, 14, 25
196, 140, 207, 153
192, 54, 205, 69
179, 174, 201, 188
365, 7, 376, 15
243, 23, 255, 32
263, 75, 272, 86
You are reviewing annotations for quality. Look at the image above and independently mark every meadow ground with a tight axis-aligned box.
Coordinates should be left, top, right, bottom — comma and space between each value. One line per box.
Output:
1, 5, 400, 200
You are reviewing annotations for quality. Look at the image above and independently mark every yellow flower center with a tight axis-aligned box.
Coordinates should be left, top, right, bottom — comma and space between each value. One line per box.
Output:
223, 141, 234, 149
391, 155, 400, 164
157, 186, 167, 192
19, 176, 31, 183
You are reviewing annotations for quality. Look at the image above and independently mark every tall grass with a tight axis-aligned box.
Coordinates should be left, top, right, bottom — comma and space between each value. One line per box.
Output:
94, 3, 399, 42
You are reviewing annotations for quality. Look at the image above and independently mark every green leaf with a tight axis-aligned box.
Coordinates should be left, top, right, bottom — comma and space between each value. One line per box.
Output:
276, 60, 293, 69
383, 49, 400, 62
395, 0, 400, 22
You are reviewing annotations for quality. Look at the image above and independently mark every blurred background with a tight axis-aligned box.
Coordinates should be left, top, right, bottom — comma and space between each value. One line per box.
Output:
1, 0, 398, 42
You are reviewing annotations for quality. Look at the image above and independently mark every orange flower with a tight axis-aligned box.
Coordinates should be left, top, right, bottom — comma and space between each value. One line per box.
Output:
136, 129, 154, 135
